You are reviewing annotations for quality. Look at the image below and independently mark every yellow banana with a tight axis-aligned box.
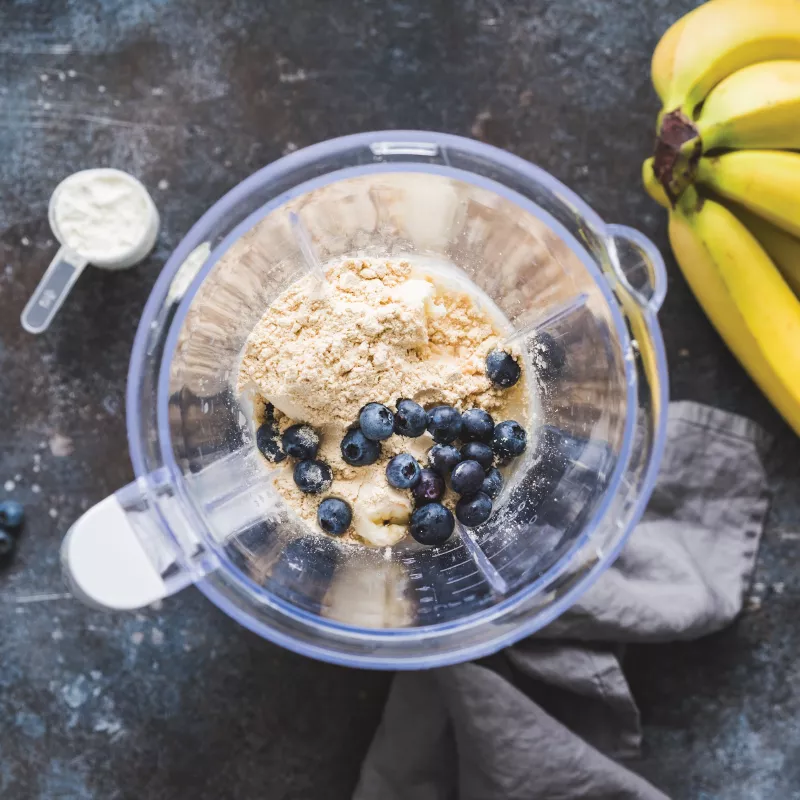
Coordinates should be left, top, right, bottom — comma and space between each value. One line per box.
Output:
694, 60, 800, 151
652, 13, 689, 104
641, 158, 670, 209
696, 152, 800, 239
670, 187, 800, 435
646, 155, 800, 297
731, 205, 800, 297
652, 0, 800, 117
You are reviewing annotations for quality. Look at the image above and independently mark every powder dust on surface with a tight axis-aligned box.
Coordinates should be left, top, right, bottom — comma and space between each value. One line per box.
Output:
237, 257, 530, 546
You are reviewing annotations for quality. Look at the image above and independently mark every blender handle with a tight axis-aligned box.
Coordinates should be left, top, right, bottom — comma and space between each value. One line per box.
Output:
604, 225, 668, 421
605, 225, 668, 313
61, 480, 195, 611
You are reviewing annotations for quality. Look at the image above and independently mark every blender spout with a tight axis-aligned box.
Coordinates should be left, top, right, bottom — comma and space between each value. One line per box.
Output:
61, 478, 195, 611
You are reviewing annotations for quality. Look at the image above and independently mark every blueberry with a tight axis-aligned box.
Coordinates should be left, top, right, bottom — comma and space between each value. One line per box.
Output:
359, 403, 395, 441
460, 442, 494, 470
386, 454, 422, 489
481, 467, 504, 499
0, 500, 25, 532
256, 421, 286, 463
534, 332, 567, 380
450, 460, 485, 495
410, 503, 455, 546
317, 498, 352, 536
293, 460, 333, 494
0, 529, 15, 561
393, 399, 428, 438
281, 424, 320, 460
455, 492, 493, 527
427, 406, 463, 444
486, 350, 521, 388
461, 408, 495, 443
492, 420, 527, 461
341, 428, 381, 466
428, 444, 462, 476
412, 469, 445, 505
263, 402, 276, 422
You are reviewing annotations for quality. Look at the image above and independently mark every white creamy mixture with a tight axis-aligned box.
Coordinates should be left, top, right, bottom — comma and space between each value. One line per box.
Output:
53, 169, 154, 264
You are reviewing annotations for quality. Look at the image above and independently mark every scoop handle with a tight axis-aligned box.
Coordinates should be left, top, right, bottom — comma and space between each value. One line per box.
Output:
21, 246, 88, 334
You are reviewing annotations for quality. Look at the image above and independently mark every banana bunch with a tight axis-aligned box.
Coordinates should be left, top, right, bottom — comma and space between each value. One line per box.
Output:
645, 0, 800, 436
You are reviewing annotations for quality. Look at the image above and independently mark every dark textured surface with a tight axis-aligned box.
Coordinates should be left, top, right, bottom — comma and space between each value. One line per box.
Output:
1, 1, 799, 798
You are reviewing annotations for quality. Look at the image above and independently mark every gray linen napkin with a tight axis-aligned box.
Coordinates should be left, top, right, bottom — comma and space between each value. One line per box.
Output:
354, 402, 772, 800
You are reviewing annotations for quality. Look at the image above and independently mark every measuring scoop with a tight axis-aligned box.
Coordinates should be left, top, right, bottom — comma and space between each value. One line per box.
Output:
21, 168, 160, 334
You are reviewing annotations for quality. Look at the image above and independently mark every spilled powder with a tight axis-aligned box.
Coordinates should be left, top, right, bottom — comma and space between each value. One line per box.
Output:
237, 257, 528, 546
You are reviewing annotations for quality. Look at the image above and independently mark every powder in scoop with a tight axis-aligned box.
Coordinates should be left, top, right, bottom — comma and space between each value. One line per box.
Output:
53, 169, 154, 263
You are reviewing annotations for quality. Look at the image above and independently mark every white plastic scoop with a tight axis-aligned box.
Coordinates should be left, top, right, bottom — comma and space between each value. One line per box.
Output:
21, 168, 159, 334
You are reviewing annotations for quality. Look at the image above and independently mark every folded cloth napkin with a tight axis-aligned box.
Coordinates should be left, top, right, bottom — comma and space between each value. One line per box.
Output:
354, 402, 772, 800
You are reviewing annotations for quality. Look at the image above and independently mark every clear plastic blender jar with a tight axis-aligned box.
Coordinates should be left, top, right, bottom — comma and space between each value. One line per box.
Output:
61, 131, 668, 669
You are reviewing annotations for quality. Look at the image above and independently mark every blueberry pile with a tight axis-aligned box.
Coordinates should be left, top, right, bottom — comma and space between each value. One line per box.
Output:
408, 402, 527, 540
255, 405, 352, 535
341, 383, 526, 547
254, 349, 526, 545
256, 404, 328, 492
421, 405, 527, 533
0, 500, 24, 566
341, 398, 462, 545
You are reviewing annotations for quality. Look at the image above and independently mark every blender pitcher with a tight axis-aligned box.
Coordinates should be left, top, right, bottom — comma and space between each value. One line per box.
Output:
62, 131, 668, 669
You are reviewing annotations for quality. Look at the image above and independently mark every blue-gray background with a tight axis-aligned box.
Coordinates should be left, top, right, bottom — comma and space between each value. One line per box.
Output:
1, 1, 799, 798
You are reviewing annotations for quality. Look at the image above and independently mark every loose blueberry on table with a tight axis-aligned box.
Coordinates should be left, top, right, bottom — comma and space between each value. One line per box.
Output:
456, 492, 493, 527
386, 453, 422, 490
485, 349, 521, 388
359, 402, 395, 441
427, 405, 463, 444
393, 399, 428, 438
450, 460, 485, 495
412, 468, 445, 505
317, 497, 352, 536
293, 459, 333, 494
281, 423, 320, 460
0, 500, 25, 532
410, 503, 455, 546
340, 428, 381, 466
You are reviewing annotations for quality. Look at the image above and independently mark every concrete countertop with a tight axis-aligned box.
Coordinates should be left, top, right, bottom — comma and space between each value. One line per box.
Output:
1, 1, 798, 798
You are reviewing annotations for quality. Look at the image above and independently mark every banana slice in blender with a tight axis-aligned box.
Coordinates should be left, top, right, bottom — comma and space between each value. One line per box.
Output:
352, 483, 412, 547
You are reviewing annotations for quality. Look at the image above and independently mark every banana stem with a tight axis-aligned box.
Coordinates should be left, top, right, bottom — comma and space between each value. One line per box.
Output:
653, 109, 702, 206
